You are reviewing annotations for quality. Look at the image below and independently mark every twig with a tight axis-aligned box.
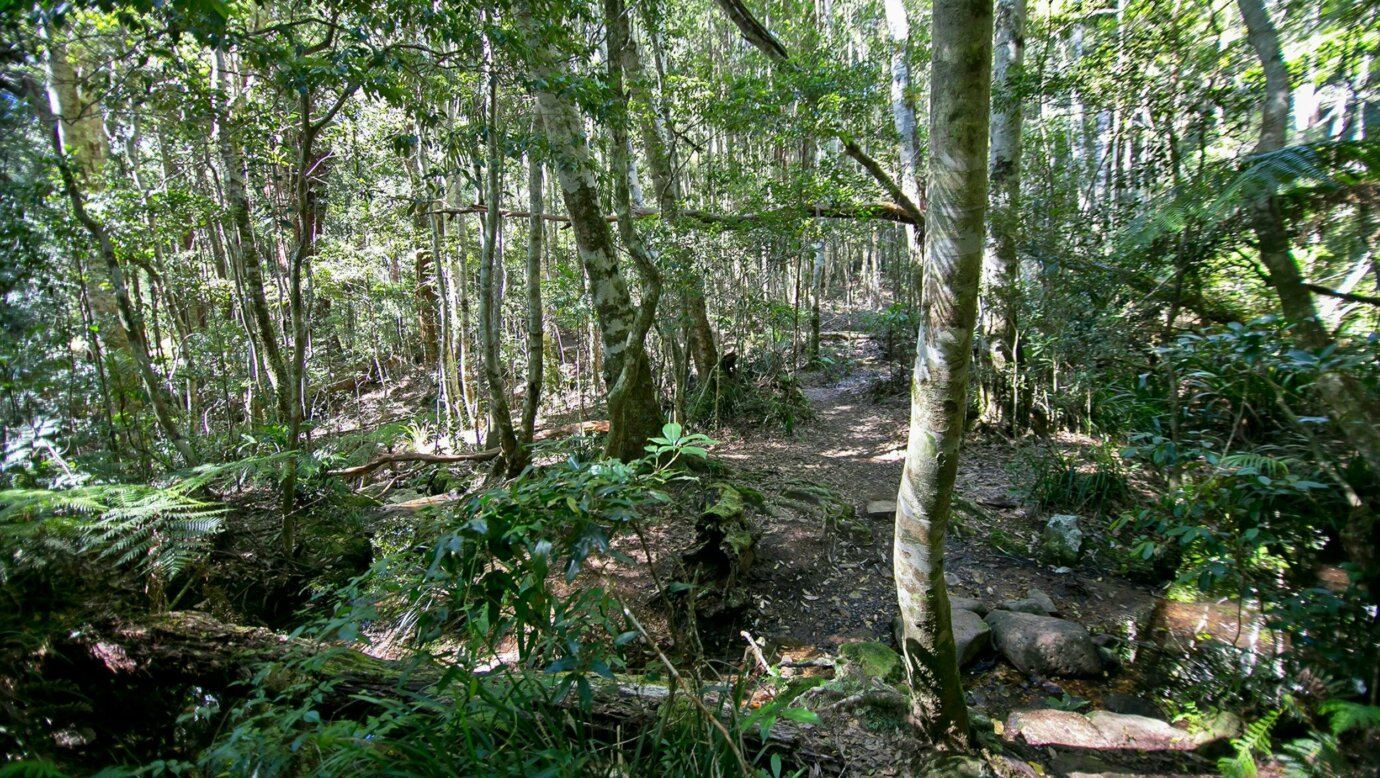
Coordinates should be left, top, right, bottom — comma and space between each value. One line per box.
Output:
621, 603, 754, 778
741, 630, 770, 674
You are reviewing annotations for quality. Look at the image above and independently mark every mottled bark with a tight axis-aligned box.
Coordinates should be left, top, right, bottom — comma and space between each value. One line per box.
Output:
893, 0, 993, 746
605, 0, 665, 461
477, 53, 519, 473
514, 0, 662, 461
979, 0, 1027, 433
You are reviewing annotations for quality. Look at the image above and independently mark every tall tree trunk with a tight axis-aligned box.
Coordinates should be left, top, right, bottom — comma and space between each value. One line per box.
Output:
604, 0, 664, 459
893, 0, 992, 746
979, 0, 1027, 434
477, 48, 519, 472
515, 0, 663, 461
21, 75, 198, 466
520, 144, 546, 462
1236, 0, 1380, 576
883, 0, 924, 296
212, 49, 289, 407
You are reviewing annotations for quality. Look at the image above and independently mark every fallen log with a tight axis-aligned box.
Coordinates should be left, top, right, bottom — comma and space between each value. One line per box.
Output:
30, 611, 844, 773
325, 449, 500, 480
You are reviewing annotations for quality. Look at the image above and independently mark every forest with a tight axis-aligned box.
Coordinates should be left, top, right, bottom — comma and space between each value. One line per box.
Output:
0, 0, 1378, 774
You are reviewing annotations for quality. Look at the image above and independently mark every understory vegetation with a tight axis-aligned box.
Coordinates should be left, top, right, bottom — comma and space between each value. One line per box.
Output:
2, 0, 1379, 774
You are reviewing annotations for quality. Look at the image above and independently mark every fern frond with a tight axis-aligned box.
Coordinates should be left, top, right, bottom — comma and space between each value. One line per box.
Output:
1319, 700, 1380, 737
1218, 708, 1281, 778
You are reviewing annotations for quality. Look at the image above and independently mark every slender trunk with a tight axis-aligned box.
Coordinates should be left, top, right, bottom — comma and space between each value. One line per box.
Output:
604, 0, 665, 460
477, 46, 519, 472
24, 76, 198, 466
980, 0, 1027, 434
1236, 0, 1380, 483
515, 0, 662, 460
520, 143, 546, 460
893, 0, 992, 746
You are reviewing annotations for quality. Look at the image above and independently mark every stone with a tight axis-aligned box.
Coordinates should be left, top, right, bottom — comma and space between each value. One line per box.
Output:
918, 755, 990, 778
1086, 711, 1196, 751
952, 607, 992, 666
1005, 709, 1105, 747
1192, 710, 1244, 749
866, 500, 896, 517
1005, 709, 1196, 752
950, 595, 989, 615
985, 610, 1102, 677
997, 588, 1058, 617
1039, 513, 1083, 566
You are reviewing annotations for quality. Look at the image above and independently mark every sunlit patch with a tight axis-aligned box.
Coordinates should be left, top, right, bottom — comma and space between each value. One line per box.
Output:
91, 640, 137, 672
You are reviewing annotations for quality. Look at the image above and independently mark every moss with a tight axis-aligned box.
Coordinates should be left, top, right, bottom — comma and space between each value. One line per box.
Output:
837, 641, 904, 685
723, 525, 754, 557
705, 483, 744, 519
988, 527, 1028, 556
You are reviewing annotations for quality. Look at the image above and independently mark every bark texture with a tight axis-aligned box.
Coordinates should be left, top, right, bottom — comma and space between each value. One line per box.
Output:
515, 0, 663, 460
893, 0, 993, 746
980, 0, 1027, 433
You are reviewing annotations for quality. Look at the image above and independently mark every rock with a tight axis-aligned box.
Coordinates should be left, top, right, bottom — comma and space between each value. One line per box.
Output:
866, 500, 896, 517
1192, 710, 1244, 749
1086, 711, 1196, 751
1039, 513, 1083, 566
997, 588, 1058, 617
1005, 709, 1196, 751
985, 610, 1102, 677
919, 755, 990, 778
952, 608, 992, 666
1096, 645, 1122, 671
950, 595, 989, 615
1005, 709, 1105, 747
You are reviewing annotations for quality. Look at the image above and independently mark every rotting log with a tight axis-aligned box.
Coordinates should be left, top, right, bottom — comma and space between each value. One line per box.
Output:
31, 611, 844, 773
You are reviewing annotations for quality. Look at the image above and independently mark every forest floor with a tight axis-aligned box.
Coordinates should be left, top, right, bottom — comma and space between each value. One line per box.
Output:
583, 313, 1279, 777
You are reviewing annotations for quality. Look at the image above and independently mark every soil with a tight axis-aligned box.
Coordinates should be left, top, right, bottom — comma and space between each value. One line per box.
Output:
589, 316, 1261, 777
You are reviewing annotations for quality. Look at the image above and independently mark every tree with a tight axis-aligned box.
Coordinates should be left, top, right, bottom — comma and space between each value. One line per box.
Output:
513, 0, 664, 461
892, 0, 993, 745
979, 0, 1027, 434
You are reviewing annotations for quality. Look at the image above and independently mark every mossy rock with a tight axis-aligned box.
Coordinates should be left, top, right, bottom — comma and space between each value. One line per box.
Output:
988, 527, 1028, 557
836, 641, 904, 686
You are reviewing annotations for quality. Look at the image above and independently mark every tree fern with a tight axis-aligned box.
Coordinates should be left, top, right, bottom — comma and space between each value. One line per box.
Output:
0, 482, 225, 592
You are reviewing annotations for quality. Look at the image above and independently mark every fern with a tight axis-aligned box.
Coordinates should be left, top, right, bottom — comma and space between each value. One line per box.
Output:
1318, 700, 1380, 737
1219, 708, 1281, 778
0, 482, 225, 593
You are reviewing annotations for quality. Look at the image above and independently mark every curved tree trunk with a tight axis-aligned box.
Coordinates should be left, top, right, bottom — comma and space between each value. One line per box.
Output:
514, 0, 663, 461
1235, 0, 1380, 477
892, 0, 993, 747
24, 65, 197, 467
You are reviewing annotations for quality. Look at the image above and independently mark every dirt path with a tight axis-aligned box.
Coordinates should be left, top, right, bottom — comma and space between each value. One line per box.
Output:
709, 326, 1163, 708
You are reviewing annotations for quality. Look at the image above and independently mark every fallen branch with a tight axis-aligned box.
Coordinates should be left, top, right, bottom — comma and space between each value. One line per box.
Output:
327, 450, 499, 479
432, 202, 920, 227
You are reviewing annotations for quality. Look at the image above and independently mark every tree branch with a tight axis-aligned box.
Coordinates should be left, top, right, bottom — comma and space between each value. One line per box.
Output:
1304, 283, 1380, 307
710, 0, 925, 232
431, 202, 919, 227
